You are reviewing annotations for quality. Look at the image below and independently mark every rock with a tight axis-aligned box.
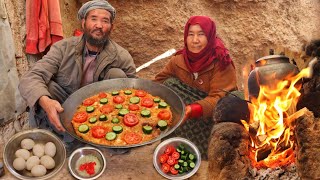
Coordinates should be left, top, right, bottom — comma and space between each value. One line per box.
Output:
208, 122, 251, 180
294, 109, 320, 179
14, 119, 22, 132
2, 122, 15, 144
0, 161, 4, 177
213, 96, 250, 125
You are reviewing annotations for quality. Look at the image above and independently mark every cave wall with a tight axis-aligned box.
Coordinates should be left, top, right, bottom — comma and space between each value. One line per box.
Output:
7, 0, 320, 86
104, 0, 320, 88
2, 0, 320, 125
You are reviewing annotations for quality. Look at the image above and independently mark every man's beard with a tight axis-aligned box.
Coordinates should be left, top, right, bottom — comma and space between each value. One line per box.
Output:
83, 28, 110, 47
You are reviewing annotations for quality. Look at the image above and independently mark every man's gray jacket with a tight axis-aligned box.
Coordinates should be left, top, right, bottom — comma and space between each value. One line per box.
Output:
19, 35, 136, 108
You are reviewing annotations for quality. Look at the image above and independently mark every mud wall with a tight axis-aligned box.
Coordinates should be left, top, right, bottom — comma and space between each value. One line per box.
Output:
107, 0, 320, 88
6, 0, 320, 86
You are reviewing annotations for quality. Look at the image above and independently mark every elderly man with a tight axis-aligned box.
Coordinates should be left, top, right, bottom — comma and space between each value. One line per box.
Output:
19, 0, 136, 142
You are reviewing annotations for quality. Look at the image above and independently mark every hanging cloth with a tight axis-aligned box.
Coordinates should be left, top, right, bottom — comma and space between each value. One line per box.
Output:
25, 0, 64, 54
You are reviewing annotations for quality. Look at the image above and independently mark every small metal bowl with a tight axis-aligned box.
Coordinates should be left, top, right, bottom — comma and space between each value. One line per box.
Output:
3, 129, 66, 180
68, 146, 106, 180
153, 137, 201, 180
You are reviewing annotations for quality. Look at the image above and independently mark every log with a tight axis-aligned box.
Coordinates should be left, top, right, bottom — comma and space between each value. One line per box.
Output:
208, 122, 251, 180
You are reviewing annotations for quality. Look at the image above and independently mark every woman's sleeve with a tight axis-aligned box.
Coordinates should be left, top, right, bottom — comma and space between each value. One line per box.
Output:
153, 56, 176, 83
196, 64, 237, 118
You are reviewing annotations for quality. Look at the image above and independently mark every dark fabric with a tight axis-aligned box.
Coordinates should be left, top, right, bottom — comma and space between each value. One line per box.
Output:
162, 77, 213, 160
177, 16, 233, 72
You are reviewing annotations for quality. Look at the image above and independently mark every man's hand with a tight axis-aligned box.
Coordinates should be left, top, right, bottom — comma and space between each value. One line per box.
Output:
38, 96, 65, 131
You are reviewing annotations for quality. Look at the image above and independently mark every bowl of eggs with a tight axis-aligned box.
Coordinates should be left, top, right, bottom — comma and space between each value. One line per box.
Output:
3, 128, 66, 180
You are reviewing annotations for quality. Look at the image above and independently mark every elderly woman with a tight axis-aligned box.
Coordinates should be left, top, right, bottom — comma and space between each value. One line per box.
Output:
154, 16, 237, 159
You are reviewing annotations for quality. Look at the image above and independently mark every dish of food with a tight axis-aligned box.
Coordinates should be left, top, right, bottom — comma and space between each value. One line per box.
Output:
158, 144, 197, 175
75, 154, 101, 177
153, 137, 201, 180
71, 88, 173, 146
12, 139, 57, 177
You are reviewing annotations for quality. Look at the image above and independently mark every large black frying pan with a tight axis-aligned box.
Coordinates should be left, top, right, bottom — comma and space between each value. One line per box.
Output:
60, 78, 185, 148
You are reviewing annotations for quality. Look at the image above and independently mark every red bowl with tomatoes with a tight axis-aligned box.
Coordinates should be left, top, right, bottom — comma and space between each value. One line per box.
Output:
153, 137, 201, 179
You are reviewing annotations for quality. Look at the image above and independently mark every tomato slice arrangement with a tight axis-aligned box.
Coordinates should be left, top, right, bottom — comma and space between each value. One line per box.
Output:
159, 154, 169, 164
161, 163, 170, 173
128, 104, 140, 111
71, 88, 173, 146
123, 113, 139, 127
141, 98, 154, 108
100, 104, 114, 114
73, 112, 88, 123
158, 110, 172, 120
135, 90, 147, 97
123, 132, 142, 144
98, 92, 108, 98
170, 166, 179, 175
91, 126, 108, 139
164, 145, 175, 155
158, 144, 197, 175
113, 95, 125, 104
83, 98, 95, 106
171, 151, 180, 160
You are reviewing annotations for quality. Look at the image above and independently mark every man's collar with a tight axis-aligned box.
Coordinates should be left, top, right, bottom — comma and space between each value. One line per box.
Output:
84, 46, 100, 57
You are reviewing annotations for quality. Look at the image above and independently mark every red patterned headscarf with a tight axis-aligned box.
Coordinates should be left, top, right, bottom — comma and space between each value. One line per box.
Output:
177, 16, 233, 72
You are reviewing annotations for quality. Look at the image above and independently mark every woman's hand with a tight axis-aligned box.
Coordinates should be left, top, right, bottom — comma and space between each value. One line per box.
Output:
182, 105, 192, 123
38, 96, 65, 132
182, 104, 203, 124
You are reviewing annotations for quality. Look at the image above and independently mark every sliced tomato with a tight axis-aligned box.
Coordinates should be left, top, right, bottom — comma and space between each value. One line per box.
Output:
171, 151, 180, 160
167, 156, 176, 166
83, 98, 95, 106
164, 145, 175, 155
128, 104, 140, 111
98, 92, 108, 98
157, 110, 172, 120
123, 113, 139, 127
141, 98, 154, 108
123, 132, 142, 144
135, 90, 147, 97
170, 166, 179, 175
159, 154, 169, 164
113, 95, 125, 104
100, 104, 114, 114
161, 163, 170, 173
73, 112, 88, 123
91, 126, 107, 139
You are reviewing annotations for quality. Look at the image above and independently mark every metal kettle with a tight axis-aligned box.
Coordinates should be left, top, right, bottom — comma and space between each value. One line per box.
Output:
248, 55, 300, 99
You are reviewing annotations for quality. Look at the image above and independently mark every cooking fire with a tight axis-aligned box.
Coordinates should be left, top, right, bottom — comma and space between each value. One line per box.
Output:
241, 67, 311, 169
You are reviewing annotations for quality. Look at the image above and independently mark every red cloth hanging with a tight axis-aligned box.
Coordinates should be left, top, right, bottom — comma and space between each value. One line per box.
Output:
26, 0, 63, 54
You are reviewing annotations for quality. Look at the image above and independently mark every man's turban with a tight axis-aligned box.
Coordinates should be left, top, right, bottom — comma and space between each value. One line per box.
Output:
78, 0, 116, 22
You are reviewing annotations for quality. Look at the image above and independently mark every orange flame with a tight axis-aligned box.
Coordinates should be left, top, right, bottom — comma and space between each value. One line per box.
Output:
241, 67, 311, 168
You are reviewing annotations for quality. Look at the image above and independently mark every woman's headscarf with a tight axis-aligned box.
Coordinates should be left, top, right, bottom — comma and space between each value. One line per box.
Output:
177, 16, 233, 72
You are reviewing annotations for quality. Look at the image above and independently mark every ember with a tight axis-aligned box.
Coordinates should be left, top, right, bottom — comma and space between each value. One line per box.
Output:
241, 67, 311, 168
